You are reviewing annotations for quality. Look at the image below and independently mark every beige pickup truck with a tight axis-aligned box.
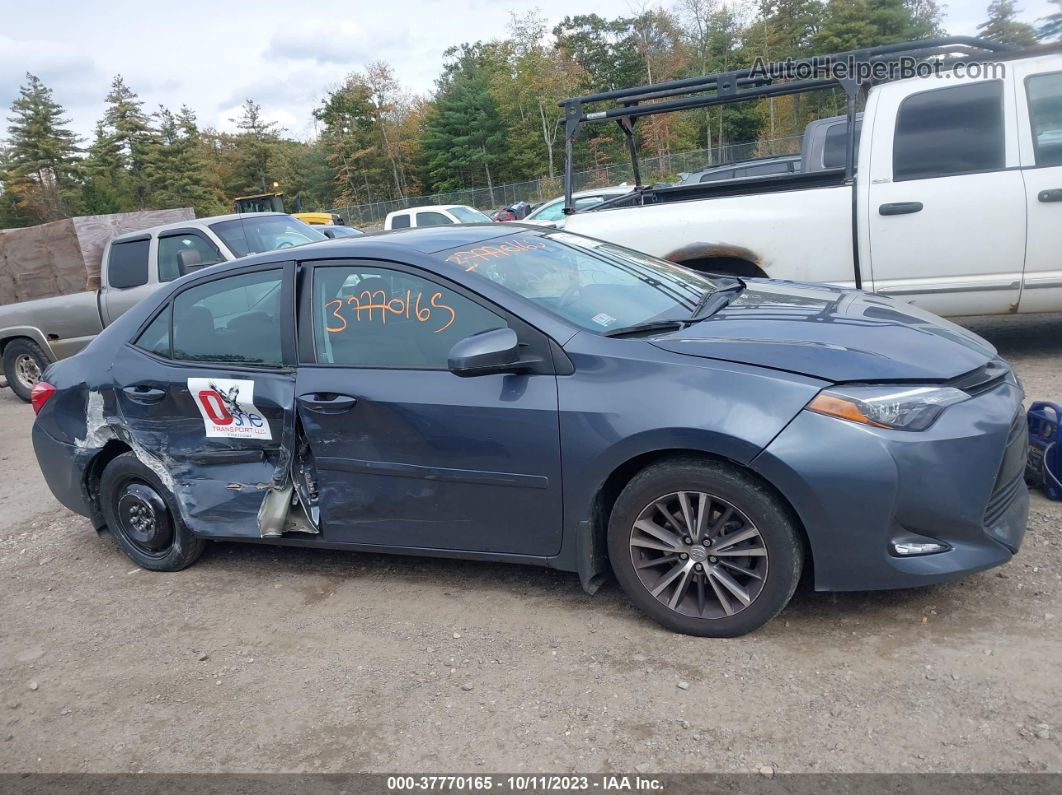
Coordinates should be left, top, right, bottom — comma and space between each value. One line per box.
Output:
0, 212, 326, 401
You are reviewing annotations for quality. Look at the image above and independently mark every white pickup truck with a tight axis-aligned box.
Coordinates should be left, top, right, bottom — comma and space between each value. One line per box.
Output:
556, 37, 1062, 318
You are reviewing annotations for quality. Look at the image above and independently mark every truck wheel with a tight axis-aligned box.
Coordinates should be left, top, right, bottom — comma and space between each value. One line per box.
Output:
3, 339, 50, 402
608, 457, 802, 637
99, 452, 205, 571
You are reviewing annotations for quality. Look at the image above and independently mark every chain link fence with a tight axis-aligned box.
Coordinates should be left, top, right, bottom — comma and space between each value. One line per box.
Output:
329, 135, 803, 230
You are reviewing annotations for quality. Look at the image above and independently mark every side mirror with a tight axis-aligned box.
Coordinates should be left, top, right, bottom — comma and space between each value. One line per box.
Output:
448, 327, 521, 377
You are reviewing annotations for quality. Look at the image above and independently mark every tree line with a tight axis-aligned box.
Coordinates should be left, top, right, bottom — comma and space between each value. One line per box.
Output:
2, 0, 1060, 228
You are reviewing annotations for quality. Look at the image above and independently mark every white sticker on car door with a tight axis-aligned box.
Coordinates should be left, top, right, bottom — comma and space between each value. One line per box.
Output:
188, 378, 272, 440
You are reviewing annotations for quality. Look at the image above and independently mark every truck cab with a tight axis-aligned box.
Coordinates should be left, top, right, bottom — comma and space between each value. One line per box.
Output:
557, 38, 1062, 319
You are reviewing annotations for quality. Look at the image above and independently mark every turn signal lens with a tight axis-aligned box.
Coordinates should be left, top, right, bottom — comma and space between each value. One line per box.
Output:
806, 385, 969, 432
30, 381, 56, 415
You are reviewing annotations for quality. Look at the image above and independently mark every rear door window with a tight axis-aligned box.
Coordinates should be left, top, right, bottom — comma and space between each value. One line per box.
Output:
172, 270, 284, 366
107, 238, 151, 288
893, 81, 1005, 181
390, 214, 411, 229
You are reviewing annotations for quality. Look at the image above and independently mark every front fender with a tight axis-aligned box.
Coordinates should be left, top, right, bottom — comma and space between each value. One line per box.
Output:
546, 337, 825, 580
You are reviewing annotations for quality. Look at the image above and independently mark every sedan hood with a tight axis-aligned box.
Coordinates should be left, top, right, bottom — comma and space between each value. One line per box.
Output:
651, 281, 996, 382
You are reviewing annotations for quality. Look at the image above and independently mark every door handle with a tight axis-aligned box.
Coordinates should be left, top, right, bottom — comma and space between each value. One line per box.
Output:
1038, 188, 1062, 203
122, 385, 166, 404
298, 393, 358, 414
879, 201, 923, 216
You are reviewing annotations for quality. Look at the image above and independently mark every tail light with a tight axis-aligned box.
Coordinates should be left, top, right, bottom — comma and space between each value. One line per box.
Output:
30, 381, 56, 414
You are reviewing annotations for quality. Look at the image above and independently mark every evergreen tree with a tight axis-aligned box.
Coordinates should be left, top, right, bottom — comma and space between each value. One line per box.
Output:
978, 0, 1037, 45
81, 120, 126, 214
813, 0, 941, 52
230, 99, 281, 194
99, 75, 156, 208
144, 106, 218, 214
1037, 0, 1062, 39
2, 73, 82, 223
420, 44, 510, 196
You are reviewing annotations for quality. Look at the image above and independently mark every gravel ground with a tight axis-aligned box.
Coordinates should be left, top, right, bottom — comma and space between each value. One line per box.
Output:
1, 314, 1060, 774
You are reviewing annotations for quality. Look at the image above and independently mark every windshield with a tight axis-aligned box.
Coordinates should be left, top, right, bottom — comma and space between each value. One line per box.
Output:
449, 206, 493, 224
438, 231, 717, 332
210, 215, 328, 257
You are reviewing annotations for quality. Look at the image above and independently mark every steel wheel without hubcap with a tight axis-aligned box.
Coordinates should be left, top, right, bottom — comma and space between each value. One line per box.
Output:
629, 491, 768, 619
114, 480, 174, 556
14, 353, 41, 390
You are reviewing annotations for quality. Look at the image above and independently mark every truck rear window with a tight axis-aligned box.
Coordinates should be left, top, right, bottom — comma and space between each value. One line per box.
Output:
108, 239, 150, 289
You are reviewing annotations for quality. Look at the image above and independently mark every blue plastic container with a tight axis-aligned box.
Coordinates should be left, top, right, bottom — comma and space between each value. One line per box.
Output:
1026, 401, 1062, 500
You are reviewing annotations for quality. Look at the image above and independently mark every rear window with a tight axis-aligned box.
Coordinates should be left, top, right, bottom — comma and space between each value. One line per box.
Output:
822, 121, 861, 169
893, 81, 1004, 181
107, 238, 150, 288
416, 211, 453, 227
449, 206, 493, 223
700, 169, 735, 183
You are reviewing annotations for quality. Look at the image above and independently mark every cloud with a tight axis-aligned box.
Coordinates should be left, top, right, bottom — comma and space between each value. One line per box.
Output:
0, 34, 101, 110
268, 19, 409, 65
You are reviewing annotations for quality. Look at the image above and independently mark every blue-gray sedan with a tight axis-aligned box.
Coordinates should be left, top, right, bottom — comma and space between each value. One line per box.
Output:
30, 226, 1029, 636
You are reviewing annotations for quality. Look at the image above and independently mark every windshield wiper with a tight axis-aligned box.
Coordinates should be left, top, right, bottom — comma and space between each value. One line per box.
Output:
603, 320, 688, 338
689, 279, 746, 321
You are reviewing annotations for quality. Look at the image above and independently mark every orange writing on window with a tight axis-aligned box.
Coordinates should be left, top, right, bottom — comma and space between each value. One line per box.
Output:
445, 238, 546, 271
325, 289, 457, 334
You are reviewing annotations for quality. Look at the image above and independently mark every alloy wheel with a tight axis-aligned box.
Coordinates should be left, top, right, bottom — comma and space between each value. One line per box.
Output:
628, 491, 768, 619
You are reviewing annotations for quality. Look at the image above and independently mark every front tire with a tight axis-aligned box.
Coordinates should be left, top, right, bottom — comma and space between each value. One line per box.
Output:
608, 458, 802, 637
99, 452, 204, 571
3, 339, 50, 402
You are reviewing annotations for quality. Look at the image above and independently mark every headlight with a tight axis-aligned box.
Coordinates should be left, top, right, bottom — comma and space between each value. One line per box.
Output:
806, 385, 969, 431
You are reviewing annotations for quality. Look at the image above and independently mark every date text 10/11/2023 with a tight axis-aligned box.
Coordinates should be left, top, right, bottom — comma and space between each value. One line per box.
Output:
325, 289, 458, 335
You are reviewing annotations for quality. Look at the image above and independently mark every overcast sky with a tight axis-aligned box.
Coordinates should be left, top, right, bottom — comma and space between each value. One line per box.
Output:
1, 0, 1055, 143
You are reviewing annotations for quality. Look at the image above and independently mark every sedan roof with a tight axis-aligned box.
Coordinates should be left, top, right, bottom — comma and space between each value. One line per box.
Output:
206, 224, 543, 275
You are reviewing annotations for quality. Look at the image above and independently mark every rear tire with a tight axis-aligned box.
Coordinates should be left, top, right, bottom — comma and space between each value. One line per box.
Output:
99, 452, 204, 571
608, 457, 802, 637
3, 339, 50, 402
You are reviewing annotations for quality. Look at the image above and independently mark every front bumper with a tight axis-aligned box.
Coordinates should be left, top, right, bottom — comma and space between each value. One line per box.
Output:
752, 381, 1028, 591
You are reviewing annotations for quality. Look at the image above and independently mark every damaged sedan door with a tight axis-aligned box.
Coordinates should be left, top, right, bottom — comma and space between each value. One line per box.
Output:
110, 263, 302, 539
